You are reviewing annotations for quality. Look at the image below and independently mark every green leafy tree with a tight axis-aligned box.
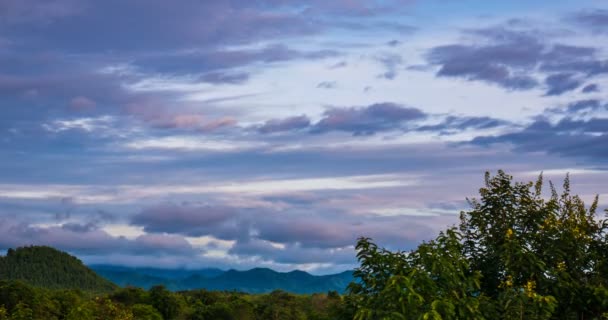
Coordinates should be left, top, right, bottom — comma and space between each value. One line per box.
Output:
348, 229, 486, 319
256, 290, 307, 320
65, 302, 95, 320
92, 298, 133, 320
131, 304, 163, 320
149, 285, 180, 320
460, 171, 607, 319
9, 303, 33, 320
348, 171, 608, 320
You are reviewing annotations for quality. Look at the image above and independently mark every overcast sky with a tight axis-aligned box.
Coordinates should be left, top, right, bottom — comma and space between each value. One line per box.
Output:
1, 0, 607, 274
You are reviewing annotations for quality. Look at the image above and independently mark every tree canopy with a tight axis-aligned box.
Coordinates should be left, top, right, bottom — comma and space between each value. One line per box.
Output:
0, 246, 116, 292
347, 170, 608, 320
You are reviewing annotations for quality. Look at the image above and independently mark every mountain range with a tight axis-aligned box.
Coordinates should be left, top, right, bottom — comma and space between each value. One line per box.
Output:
91, 264, 354, 294
0, 246, 354, 294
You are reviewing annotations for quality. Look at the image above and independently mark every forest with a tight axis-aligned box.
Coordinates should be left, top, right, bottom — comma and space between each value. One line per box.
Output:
1, 171, 608, 320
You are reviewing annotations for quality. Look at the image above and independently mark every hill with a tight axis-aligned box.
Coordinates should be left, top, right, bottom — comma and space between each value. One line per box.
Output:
0, 246, 116, 292
92, 265, 354, 294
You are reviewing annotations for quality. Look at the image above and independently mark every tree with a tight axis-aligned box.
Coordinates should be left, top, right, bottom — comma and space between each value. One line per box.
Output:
348, 229, 486, 319
149, 285, 181, 320
460, 171, 606, 319
9, 303, 33, 320
348, 171, 607, 320
131, 304, 163, 320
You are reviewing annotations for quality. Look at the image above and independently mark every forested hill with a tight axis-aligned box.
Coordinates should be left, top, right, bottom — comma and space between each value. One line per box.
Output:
92, 265, 354, 294
0, 246, 116, 292
0, 246, 354, 294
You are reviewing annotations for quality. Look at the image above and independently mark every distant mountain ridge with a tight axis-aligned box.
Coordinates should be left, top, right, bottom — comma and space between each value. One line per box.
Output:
0, 246, 354, 294
0, 246, 116, 292
92, 265, 354, 294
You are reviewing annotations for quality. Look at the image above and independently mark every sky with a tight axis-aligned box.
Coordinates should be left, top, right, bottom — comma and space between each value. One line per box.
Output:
1, 0, 607, 274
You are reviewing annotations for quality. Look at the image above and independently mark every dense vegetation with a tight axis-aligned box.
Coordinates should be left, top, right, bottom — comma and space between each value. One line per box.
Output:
0, 281, 351, 320
347, 171, 608, 319
0, 246, 116, 292
92, 265, 353, 294
1, 171, 607, 319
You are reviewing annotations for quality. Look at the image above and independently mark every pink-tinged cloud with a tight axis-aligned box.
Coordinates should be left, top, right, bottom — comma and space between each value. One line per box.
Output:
69, 96, 96, 111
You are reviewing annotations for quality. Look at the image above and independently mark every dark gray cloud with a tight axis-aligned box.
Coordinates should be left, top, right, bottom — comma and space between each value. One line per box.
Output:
312, 102, 427, 135
0, 0, 415, 54
134, 45, 340, 76
544, 73, 582, 96
387, 40, 401, 47
257, 115, 312, 134
130, 202, 438, 252
0, 218, 197, 256
417, 116, 511, 134
253, 211, 444, 252
256, 103, 516, 136
256, 103, 431, 136
131, 203, 241, 240
426, 28, 542, 90
317, 81, 337, 89
582, 84, 599, 93
569, 9, 608, 34
199, 72, 250, 85
375, 53, 404, 80
0, 0, 82, 25
228, 239, 356, 264
470, 111, 608, 162
328, 61, 348, 69
1, 1, 317, 52
538, 45, 608, 78
545, 99, 606, 115
426, 26, 608, 92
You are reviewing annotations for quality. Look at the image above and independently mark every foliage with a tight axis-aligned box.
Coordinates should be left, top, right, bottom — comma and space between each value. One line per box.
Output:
0, 280, 349, 320
0, 246, 115, 292
348, 170, 608, 320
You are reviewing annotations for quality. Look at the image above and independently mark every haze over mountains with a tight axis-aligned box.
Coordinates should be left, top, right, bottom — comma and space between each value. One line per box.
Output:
92, 265, 353, 294
1, 246, 353, 294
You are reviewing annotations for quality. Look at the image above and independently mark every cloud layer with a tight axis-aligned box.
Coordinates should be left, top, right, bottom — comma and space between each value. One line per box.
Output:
0, 0, 607, 273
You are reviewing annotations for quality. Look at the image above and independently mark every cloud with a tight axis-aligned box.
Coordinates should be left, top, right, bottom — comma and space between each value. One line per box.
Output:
199, 72, 250, 85
1, 1, 318, 52
417, 116, 511, 134
313, 102, 427, 135
129, 199, 447, 256
569, 9, 608, 34
470, 114, 608, 162
69, 96, 96, 111
582, 84, 599, 93
426, 27, 542, 90
0, 0, 82, 25
375, 53, 403, 80
131, 203, 241, 239
544, 73, 582, 96
228, 239, 356, 264
134, 44, 340, 76
257, 115, 312, 134
328, 61, 347, 69
317, 81, 337, 89
387, 40, 401, 47
426, 26, 608, 92
0, 218, 197, 256
545, 99, 606, 116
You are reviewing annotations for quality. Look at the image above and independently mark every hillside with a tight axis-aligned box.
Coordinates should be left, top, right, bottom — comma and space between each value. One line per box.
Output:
92, 265, 354, 294
0, 246, 116, 292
